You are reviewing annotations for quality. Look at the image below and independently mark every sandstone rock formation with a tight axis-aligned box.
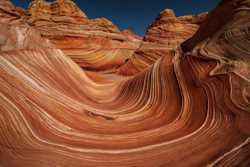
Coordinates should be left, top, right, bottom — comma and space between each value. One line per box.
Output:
25, 0, 141, 71
118, 9, 208, 75
122, 29, 143, 41
0, 0, 250, 166
0, 0, 52, 51
144, 9, 207, 48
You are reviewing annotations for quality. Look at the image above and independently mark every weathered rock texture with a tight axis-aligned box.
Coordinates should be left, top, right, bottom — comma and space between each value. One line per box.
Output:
0, 0, 250, 167
0, 0, 52, 51
25, 0, 141, 71
118, 9, 208, 75
144, 9, 207, 47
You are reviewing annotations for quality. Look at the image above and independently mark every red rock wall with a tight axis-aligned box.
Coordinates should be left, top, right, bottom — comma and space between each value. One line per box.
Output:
0, 0, 249, 166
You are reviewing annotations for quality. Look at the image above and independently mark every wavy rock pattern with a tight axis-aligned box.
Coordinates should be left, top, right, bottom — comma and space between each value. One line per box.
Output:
25, 0, 141, 71
118, 9, 208, 75
144, 9, 207, 47
0, 0, 250, 167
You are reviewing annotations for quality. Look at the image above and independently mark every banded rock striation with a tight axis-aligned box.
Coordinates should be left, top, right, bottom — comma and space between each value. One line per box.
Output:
144, 9, 207, 47
0, 1, 52, 51
0, 0, 250, 167
26, 0, 141, 71
118, 9, 208, 75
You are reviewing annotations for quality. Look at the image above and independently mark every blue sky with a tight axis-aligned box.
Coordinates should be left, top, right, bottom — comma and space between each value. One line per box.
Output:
11, 0, 220, 36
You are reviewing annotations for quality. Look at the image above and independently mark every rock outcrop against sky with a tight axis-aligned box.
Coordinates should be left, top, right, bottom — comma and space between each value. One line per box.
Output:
0, 0, 250, 166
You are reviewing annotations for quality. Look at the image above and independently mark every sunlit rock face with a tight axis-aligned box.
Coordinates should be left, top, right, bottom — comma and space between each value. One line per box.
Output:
144, 9, 207, 47
118, 9, 208, 75
0, 0, 52, 51
0, 0, 250, 166
121, 29, 143, 41
25, 0, 141, 71
28, 0, 88, 21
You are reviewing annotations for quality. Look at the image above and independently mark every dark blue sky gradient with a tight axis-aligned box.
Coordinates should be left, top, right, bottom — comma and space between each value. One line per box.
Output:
11, 0, 220, 36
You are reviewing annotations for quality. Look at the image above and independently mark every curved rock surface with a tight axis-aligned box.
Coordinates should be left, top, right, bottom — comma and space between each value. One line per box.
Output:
144, 9, 207, 48
26, 0, 141, 71
0, 0, 250, 166
118, 9, 208, 75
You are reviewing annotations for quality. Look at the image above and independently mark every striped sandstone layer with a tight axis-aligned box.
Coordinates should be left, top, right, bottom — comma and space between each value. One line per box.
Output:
0, 0, 250, 166
26, 0, 141, 71
118, 9, 208, 75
